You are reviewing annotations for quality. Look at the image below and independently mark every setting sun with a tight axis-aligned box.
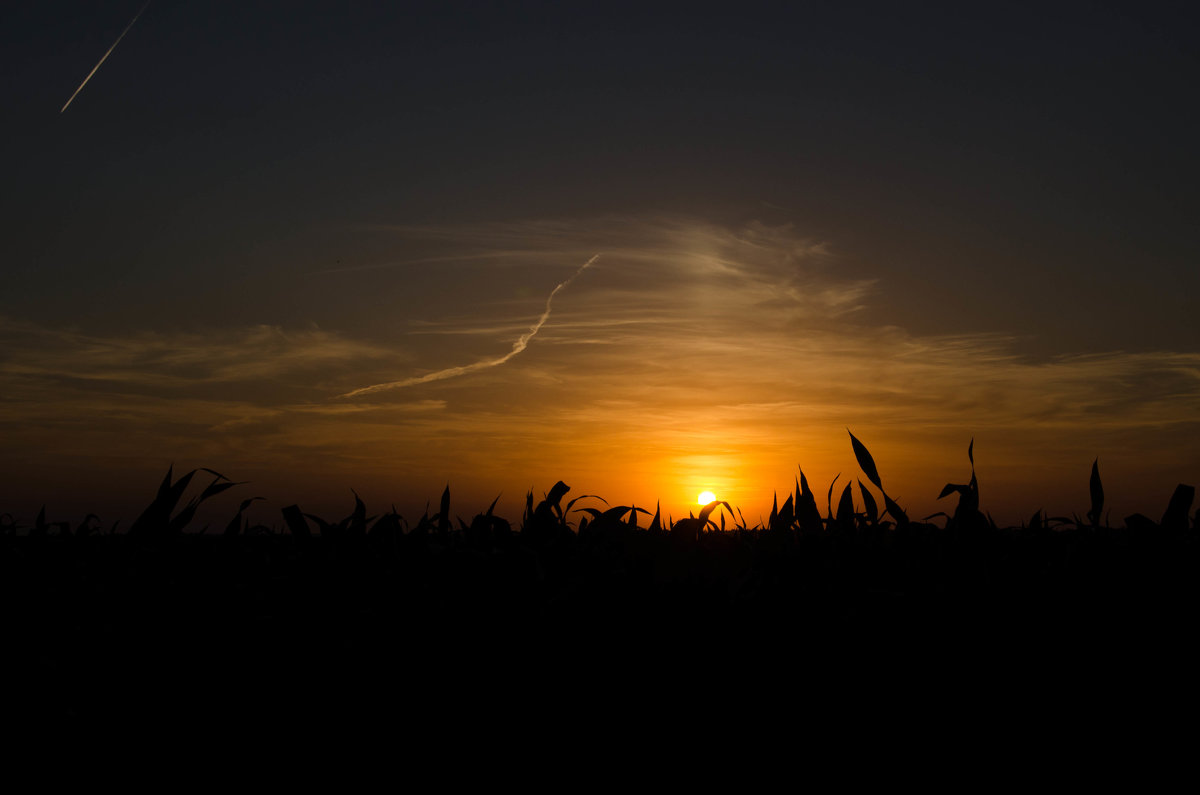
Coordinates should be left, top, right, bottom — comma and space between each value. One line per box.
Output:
697, 491, 717, 505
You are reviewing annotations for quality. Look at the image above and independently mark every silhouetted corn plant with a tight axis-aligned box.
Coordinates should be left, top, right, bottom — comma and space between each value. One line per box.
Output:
31, 506, 70, 537
128, 465, 241, 537
463, 494, 512, 549
576, 504, 650, 546
826, 473, 840, 524
1087, 458, 1105, 528
1160, 484, 1195, 533
522, 480, 575, 545
834, 482, 855, 533
669, 499, 732, 542
75, 514, 102, 537
937, 439, 988, 531
10, 431, 1198, 544
280, 504, 311, 538
796, 470, 823, 534
849, 430, 908, 525
223, 496, 265, 536
768, 491, 795, 534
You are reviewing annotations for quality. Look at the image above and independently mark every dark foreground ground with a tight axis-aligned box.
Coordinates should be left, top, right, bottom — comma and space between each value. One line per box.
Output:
4, 516, 1197, 739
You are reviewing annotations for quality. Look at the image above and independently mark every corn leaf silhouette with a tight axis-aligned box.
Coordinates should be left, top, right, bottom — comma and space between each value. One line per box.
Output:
539, 481, 570, 522
939, 483, 970, 499
130, 465, 236, 536
1087, 459, 1104, 527
75, 514, 101, 537
939, 439, 982, 529
859, 481, 879, 525
280, 504, 310, 538
301, 510, 340, 537
779, 494, 795, 529
826, 473, 841, 521
736, 505, 755, 531
350, 489, 375, 535
224, 496, 264, 536
437, 486, 451, 535
669, 500, 730, 541
883, 494, 908, 526
565, 493, 605, 516
797, 470, 823, 533
847, 431, 907, 525
575, 505, 645, 523
1161, 484, 1195, 532
835, 483, 855, 530
848, 430, 883, 492
200, 479, 243, 502
524, 481, 573, 542
164, 468, 197, 511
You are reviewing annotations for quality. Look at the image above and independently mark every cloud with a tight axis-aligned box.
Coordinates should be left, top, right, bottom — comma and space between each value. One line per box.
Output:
336, 255, 599, 397
1, 215, 1197, 521
6, 216, 1185, 439
0, 320, 399, 396
60, 1, 152, 113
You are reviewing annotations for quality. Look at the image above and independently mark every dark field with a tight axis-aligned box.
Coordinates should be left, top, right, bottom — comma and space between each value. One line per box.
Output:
5, 436, 1198, 734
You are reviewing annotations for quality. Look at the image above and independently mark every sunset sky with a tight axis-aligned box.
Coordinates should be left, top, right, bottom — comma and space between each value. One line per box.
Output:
3, 1, 1197, 527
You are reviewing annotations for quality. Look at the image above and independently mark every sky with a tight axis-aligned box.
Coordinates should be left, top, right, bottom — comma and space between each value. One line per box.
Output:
2, 0, 1198, 527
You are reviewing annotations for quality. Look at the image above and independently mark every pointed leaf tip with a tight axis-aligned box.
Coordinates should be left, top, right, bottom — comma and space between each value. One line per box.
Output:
1088, 458, 1104, 525
858, 480, 879, 524
848, 430, 883, 491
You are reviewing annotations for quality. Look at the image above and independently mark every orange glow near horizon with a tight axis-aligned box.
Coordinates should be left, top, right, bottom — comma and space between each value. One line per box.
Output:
0, 216, 1195, 531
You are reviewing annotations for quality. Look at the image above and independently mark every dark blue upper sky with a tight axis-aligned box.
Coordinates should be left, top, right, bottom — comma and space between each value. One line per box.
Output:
5, 2, 1197, 348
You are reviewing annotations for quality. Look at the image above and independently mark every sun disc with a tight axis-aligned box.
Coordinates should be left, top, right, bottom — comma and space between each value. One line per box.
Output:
697, 490, 717, 505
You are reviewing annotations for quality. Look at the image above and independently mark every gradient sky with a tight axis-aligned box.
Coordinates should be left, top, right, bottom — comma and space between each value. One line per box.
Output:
2, 1, 1197, 527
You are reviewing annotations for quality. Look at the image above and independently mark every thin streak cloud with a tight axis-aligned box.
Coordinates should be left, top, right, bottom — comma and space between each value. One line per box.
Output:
60, 1, 151, 113
337, 255, 600, 398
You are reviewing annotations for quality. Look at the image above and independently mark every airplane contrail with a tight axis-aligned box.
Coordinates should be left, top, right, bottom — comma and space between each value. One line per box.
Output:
61, 1, 152, 113
338, 254, 600, 398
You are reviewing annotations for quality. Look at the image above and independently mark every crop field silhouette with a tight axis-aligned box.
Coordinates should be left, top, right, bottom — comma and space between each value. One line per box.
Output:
4, 432, 1197, 733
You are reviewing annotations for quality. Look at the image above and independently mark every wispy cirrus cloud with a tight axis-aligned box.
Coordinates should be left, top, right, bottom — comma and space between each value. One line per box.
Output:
336, 254, 600, 397
0, 319, 399, 396
8, 216, 1195, 441
1, 215, 1197, 522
